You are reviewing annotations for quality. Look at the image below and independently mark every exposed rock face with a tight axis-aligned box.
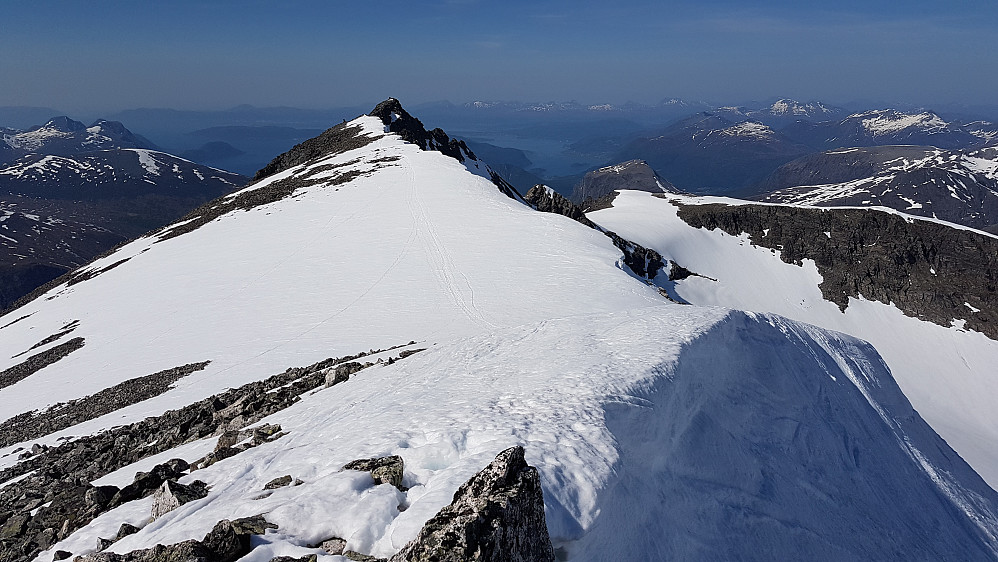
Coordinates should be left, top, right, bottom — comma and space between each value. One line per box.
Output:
324, 361, 369, 388
369, 99, 477, 164
253, 124, 378, 181
390, 446, 555, 562
675, 201, 998, 339
368, 99, 524, 202
0, 337, 85, 391
343, 456, 405, 490
0, 347, 410, 562
73, 516, 275, 562
151, 480, 209, 519
0, 361, 210, 447
524, 185, 665, 279
263, 475, 293, 490
571, 159, 676, 204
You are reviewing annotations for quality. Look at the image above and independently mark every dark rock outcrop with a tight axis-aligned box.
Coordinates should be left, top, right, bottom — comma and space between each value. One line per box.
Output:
263, 476, 293, 490
676, 201, 998, 339
324, 361, 370, 388
0, 346, 413, 562
390, 446, 555, 562
0, 361, 210, 447
0, 337, 85, 391
253, 124, 378, 181
524, 185, 665, 280
73, 515, 275, 562
369, 99, 476, 164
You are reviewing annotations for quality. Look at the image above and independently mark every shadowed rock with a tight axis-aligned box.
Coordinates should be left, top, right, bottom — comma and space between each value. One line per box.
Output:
390, 446, 555, 562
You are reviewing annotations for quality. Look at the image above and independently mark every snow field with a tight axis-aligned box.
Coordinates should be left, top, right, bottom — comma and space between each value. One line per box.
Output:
0, 115, 662, 459
590, 190, 998, 488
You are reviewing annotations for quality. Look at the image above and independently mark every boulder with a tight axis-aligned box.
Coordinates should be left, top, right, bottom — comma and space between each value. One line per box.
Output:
115, 523, 140, 540
319, 537, 347, 555
263, 475, 293, 490
389, 446, 555, 562
150, 480, 209, 519
324, 362, 366, 388
342, 456, 404, 490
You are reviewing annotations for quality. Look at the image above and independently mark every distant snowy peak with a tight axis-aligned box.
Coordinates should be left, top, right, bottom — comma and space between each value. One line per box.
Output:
852, 109, 950, 136
761, 99, 841, 118
1, 116, 156, 161
718, 121, 775, 139
759, 145, 998, 231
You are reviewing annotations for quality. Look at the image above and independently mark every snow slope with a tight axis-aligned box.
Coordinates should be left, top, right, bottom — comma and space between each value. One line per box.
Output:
36, 309, 998, 561
4, 108, 998, 561
590, 190, 998, 488
0, 115, 663, 444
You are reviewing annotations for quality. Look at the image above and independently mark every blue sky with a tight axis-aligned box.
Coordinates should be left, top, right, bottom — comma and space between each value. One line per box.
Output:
2, 0, 997, 113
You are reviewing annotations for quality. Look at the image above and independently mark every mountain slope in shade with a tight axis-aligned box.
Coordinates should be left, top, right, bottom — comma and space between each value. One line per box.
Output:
0, 149, 246, 309
589, 190, 998, 488
758, 145, 998, 232
2, 102, 998, 561
570, 159, 676, 204
611, 112, 811, 195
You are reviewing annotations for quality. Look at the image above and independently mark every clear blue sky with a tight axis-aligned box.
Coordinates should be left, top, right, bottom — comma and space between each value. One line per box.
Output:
2, 0, 997, 113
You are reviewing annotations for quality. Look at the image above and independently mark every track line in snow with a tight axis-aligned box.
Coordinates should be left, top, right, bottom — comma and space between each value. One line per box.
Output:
405, 157, 498, 330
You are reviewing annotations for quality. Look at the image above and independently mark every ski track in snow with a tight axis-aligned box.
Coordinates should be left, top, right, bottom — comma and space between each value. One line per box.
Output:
406, 155, 498, 331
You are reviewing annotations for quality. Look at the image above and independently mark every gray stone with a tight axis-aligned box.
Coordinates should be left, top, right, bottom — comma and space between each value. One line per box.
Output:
214, 430, 241, 451
0, 513, 29, 539
344, 552, 386, 562
390, 446, 555, 562
319, 537, 347, 555
343, 456, 404, 490
324, 362, 367, 388
115, 522, 140, 540
53, 550, 72, 560
263, 475, 293, 490
150, 480, 209, 519
96, 536, 114, 552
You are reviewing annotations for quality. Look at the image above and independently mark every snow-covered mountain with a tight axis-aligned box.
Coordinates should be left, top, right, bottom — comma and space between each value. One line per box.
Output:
611, 112, 811, 194
758, 145, 998, 231
0, 149, 244, 201
2, 100, 998, 562
0, 117, 156, 164
784, 109, 985, 150
745, 98, 847, 126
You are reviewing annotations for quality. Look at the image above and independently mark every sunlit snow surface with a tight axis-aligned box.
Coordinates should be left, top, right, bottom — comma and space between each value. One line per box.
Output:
591, 190, 998, 488
4, 116, 998, 560
0, 116, 662, 446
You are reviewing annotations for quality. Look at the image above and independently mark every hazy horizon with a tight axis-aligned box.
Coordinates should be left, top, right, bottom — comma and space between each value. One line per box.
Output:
3, 0, 997, 117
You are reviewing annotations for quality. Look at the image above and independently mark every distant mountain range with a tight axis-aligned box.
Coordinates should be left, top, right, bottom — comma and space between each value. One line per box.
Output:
0, 117, 245, 309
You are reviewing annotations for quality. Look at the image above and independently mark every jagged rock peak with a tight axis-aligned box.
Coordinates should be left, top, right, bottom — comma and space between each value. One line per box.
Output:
390, 446, 555, 562
525, 185, 594, 226
369, 98, 477, 164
